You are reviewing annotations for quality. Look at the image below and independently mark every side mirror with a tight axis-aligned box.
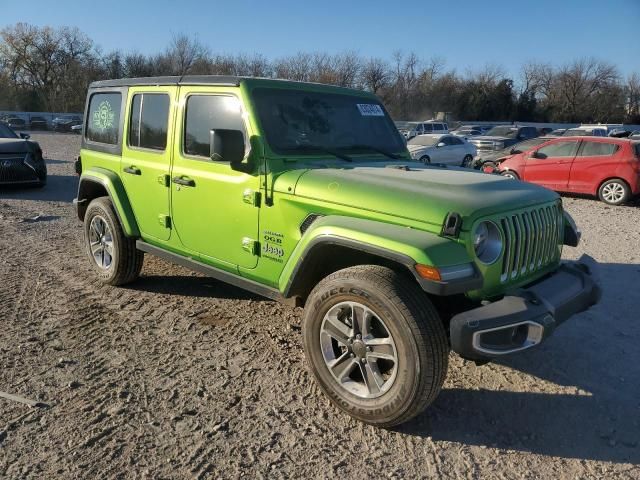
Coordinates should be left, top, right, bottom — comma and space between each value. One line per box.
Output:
437, 142, 446, 148
530, 150, 540, 159
210, 129, 246, 167
511, 148, 522, 154
20, 132, 30, 140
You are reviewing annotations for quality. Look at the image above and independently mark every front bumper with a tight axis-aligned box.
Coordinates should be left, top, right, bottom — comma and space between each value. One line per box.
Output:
450, 255, 600, 361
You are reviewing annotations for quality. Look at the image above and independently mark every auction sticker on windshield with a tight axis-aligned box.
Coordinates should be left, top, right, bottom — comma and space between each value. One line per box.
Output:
357, 104, 384, 116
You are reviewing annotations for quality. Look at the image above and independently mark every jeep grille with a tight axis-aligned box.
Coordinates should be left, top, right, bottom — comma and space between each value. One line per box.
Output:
499, 204, 563, 283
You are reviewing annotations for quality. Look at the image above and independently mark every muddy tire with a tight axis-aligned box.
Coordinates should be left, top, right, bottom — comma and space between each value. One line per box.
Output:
302, 265, 449, 427
83, 197, 143, 286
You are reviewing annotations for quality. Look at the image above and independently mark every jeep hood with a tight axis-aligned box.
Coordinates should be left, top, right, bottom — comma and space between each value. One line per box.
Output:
290, 164, 558, 229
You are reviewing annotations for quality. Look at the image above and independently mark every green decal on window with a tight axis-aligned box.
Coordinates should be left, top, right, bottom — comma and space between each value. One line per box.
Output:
92, 100, 116, 131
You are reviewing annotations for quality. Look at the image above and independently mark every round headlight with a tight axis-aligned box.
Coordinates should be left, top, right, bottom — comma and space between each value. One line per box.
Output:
473, 221, 502, 264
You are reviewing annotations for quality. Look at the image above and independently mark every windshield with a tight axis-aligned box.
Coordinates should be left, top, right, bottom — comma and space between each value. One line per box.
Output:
408, 136, 440, 146
252, 88, 406, 157
0, 123, 19, 138
563, 129, 592, 136
485, 126, 518, 137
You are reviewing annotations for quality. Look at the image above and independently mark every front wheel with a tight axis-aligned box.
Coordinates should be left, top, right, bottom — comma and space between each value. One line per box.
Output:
598, 179, 630, 205
419, 155, 431, 164
302, 265, 449, 427
501, 170, 519, 180
462, 154, 474, 168
83, 197, 144, 285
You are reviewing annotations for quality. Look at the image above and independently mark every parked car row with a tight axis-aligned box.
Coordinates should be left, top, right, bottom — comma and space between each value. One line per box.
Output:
483, 135, 640, 205
0, 114, 82, 132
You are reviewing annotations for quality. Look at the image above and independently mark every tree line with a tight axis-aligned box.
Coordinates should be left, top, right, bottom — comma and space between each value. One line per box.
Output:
1, 23, 639, 124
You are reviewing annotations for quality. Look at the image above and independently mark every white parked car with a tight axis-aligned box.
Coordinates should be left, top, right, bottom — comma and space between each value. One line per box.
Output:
407, 134, 477, 166
399, 121, 449, 140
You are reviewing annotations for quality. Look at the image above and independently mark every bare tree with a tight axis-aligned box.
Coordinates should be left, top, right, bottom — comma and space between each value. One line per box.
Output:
165, 33, 208, 76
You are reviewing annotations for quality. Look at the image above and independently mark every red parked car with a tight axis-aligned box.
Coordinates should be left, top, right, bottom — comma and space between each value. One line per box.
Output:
496, 137, 640, 205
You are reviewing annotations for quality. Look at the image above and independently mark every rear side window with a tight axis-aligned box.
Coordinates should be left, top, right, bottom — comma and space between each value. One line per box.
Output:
536, 141, 580, 158
184, 95, 245, 159
129, 93, 170, 151
86, 93, 122, 145
433, 124, 443, 131
580, 141, 619, 156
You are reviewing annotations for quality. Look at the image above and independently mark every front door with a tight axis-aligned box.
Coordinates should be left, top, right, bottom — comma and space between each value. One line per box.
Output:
170, 89, 260, 269
524, 140, 580, 191
121, 87, 176, 241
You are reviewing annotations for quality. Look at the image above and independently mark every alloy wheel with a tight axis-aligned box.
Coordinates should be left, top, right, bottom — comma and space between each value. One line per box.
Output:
88, 215, 114, 269
601, 182, 625, 204
319, 301, 398, 399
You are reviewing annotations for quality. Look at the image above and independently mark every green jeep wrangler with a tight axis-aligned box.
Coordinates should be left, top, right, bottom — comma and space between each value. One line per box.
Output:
75, 76, 600, 426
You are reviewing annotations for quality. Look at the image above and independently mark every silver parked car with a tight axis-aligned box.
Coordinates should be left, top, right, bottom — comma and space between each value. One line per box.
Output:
407, 134, 477, 166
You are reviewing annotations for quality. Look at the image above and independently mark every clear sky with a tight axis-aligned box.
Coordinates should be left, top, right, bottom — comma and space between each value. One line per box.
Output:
2, 0, 639, 79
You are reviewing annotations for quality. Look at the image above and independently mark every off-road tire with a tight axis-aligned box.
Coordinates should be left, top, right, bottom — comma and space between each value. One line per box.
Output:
83, 197, 143, 286
598, 178, 630, 205
302, 265, 449, 427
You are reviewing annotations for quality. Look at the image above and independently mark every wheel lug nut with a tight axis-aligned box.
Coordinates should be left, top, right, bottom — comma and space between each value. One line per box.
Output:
361, 358, 366, 363
356, 334, 361, 339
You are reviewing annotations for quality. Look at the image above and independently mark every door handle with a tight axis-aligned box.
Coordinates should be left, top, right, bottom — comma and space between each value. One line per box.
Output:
172, 176, 195, 187
123, 166, 141, 175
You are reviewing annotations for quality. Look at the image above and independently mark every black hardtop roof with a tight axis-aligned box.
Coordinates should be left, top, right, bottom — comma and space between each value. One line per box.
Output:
89, 75, 243, 88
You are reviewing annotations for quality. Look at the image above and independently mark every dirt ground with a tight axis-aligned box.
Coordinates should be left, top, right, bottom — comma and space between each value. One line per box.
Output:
0, 132, 639, 479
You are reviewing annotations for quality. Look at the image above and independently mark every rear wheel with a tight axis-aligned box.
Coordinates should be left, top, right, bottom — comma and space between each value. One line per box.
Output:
419, 155, 431, 164
302, 265, 449, 427
462, 154, 473, 168
598, 179, 630, 205
83, 197, 143, 285
501, 170, 519, 180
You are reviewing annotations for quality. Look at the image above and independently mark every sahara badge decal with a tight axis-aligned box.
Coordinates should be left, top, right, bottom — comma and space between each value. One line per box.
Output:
262, 230, 285, 263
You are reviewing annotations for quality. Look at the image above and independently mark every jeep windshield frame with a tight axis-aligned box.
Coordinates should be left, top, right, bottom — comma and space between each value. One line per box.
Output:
251, 87, 406, 159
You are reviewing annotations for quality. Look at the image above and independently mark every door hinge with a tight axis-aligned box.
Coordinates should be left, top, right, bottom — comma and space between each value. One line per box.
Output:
158, 214, 171, 229
241, 237, 259, 255
158, 174, 170, 187
242, 189, 261, 206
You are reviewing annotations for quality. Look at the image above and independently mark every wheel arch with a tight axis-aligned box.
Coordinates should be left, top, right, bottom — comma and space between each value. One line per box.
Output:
280, 215, 478, 305
595, 176, 631, 196
76, 168, 140, 237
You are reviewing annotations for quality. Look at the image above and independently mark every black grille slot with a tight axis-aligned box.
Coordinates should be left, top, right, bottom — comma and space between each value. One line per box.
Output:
300, 214, 322, 235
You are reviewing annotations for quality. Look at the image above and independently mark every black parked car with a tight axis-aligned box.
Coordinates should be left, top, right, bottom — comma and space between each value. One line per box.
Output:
0, 123, 46, 187
52, 115, 82, 132
29, 116, 48, 130
468, 125, 540, 152
5, 117, 27, 130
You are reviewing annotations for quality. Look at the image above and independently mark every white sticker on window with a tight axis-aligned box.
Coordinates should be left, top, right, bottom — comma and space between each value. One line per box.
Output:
357, 104, 384, 116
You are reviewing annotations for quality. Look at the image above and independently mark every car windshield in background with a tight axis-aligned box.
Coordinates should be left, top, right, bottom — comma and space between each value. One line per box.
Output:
485, 126, 518, 137
407, 136, 440, 146
564, 129, 592, 136
252, 88, 405, 157
0, 123, 19, 138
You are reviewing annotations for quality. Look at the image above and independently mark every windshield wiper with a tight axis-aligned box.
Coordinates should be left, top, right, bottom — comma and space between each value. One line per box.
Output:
339, 144, 401, 160
289, 144, 352, 162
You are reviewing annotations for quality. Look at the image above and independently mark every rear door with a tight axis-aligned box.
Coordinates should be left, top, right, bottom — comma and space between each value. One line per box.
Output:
523, 140, 580, 190
121, 86, 176, 241
569, 140, 620, 194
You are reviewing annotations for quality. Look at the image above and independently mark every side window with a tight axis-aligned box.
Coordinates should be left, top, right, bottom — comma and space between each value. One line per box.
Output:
129, 93, 170, 151
580, 141, 619, 156
184, 95, 245, 159
433, 124, 443, 132
450, 136, 464, 145
535, 141, 580, 159
440, 136, 452, 146
423, 124, 433, 133
86, 92, 121, 145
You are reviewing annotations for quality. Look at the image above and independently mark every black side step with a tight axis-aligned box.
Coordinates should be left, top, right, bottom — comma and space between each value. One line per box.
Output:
135, 240, 284, 303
